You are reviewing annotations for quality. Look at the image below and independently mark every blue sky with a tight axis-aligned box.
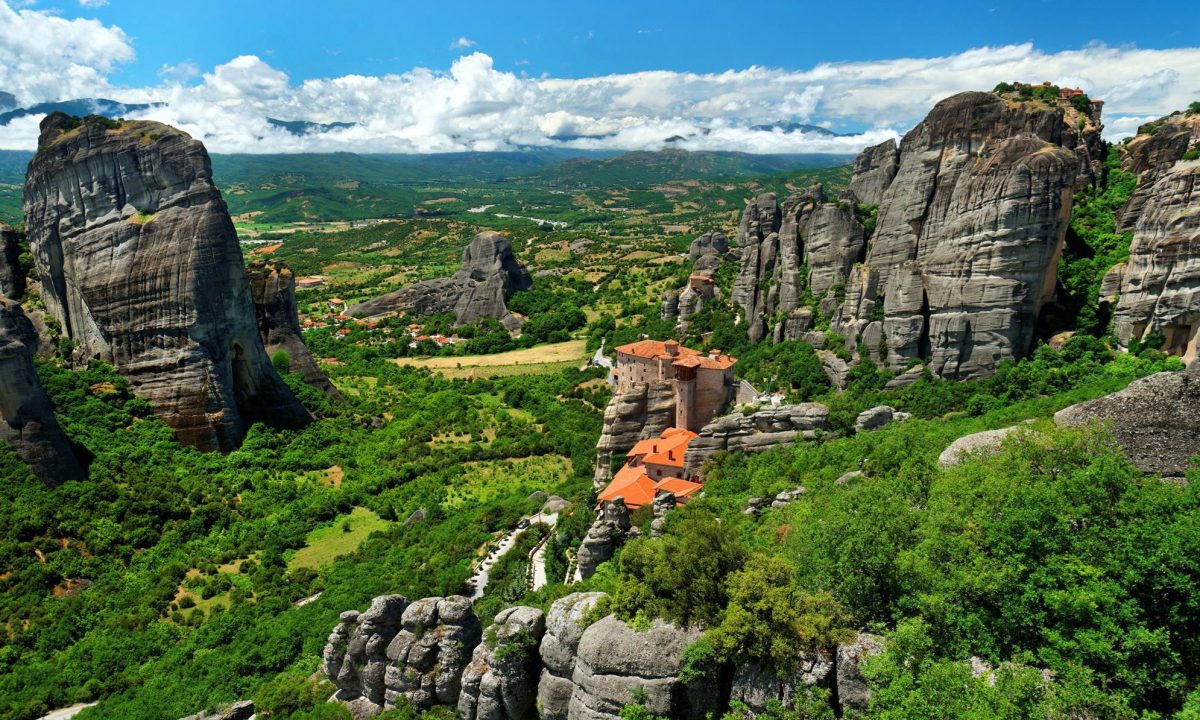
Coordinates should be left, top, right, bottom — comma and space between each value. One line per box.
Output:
0, 0, 1197, 152
75, 0, 1199, 84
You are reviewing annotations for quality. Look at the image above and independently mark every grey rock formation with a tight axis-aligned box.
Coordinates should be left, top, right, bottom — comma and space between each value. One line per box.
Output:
649, 491, 676, 538
663, 232, 729, 328
23, 113, 310, 451
593, 381, 674, 486
659, 290, 679, 321
323, 595, 409, 711
831, 92, 1082, 379
0, 298, 84, 484
848, 139, 900, 207
938, 426, 1021, 468
732, 188, 866, 343
458, 606, 547, 720
683, 403, 829, 477
816, 349, 849, 390
688, 231, 730, 261
247, 260, 345, 401
836, 634, 885, 713
1110, 148, 1200, 356
0, 223, 24, 299
1117, 112, 1200, 233
884, 364, 927, 390
347, 231, 532, 329
575, 500, 636, 581
854, 405, 895, 432
539, 593, 608, 720
569, 615, 715, 720
384, 596, 482, 711
729, 656, 834, 715
1054, 366, 1200, 478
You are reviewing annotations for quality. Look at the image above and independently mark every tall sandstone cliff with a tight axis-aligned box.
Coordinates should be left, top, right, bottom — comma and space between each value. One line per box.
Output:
23, 114, 310, 452
347, 231, 532, 329
247, 260, 346, 401
733, 91, 1098, 378
0, 223, 25, 300
1105, 112, 1200, 358
0, 298, 84, 483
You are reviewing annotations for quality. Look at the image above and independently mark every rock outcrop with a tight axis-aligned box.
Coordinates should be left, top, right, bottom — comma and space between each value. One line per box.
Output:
569, 615, 715, 720
323, 595, 409, 712
836, 634, 885, 713
732, 187, 866, 343
177, 701, 255, 720
23, 114, 310, 451
937, 426, 1021, 468
0, 223, 24, 299
1107, 113, 1200, 357
683, 403, 829, 477
829, 91, 1084, 379
247, 260, 345, 401
575, 500, 637, 581
729, 656, 834, 715
0, 298, 84, 483
848, 139, 899, 206
459, 606, 547, 720
1054, 365, 1200, 478
663, 232, 729, 329
385, 596, 482, 710
539, 593, 608, 720
347, 231, 532, 329
593, 381, 674, 486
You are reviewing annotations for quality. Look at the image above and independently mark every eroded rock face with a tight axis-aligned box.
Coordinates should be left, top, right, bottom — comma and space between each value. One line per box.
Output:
0, 298, 84, 483
663, 232, 729, 329
569, 615, 715, 720
683, 403, 829, 477
347, 231, 532, 329
575, 500, 636, 581
323, 595, 410, 711
247, 260, 345, 401
729, 656, 834, 716
0, 223, 24, 299
384, 596, 483, 711
937, 426, 1021, 468
836, 634, 885, 713
1055, 365, 1200, 478
539, 593, 608, 720
23, 114, 310, 451
732, 188, 866, 343
848, 139, 899, 206
593, 381, 674, 486
1108, 114, 1200, 357
458, 606, 546, 720
831, 92, 1081, 379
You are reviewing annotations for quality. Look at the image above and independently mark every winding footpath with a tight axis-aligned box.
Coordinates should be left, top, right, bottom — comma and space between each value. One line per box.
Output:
467, 511, 557, 601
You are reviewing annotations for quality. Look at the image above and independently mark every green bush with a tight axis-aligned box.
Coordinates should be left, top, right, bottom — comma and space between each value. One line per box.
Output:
271, 350, 292, 375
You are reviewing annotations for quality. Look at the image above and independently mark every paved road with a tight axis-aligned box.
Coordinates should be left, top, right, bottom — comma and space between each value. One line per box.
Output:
39, 703, 98, 720
468, 512, 557, 601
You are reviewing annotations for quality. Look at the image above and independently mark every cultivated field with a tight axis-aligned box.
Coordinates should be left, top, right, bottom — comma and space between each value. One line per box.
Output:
393, 339, 587, 378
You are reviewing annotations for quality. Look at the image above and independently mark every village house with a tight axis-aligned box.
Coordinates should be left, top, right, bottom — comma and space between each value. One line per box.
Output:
614, 339, 737, 432
598, 427, 704, 509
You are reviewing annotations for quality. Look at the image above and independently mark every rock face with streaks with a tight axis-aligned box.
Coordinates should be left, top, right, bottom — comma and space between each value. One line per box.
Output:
732, 187, 866, 343
729, 656, 834, 716
538, 593, 608, 720
458, 606, 547, 720
836, 634, 886, 713
384, 596, 483, 711
323, 595, 410, 711
23, 113, 310, 451
247, 260, 345, 401
1107, 113, 1200, 357
1055, 363, 1200, 478
0, 223, 24, 299
663, 232, 729, 328
828, 91, 1084, 379
593, 381, 675, 486
0, 298, 84, 483
347, 231, 532, 329
683, 403, 829, 477
848, 139, 899, 206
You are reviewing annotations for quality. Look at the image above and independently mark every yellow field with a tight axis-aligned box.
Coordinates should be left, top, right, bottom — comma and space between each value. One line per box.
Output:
287, 507, 391, 571
393, 340, 587, 379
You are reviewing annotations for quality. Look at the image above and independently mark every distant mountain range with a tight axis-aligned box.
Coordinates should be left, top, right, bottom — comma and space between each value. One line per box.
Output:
0, 97, 160, 127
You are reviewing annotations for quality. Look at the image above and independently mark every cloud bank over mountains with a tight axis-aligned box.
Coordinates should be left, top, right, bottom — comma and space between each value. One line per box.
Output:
0, 1, 1196, 154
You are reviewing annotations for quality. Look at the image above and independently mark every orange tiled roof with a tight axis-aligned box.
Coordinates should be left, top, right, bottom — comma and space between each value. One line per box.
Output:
615, 339, 701, 361
628, 427, 697, 459
654, 477, 704, 498
644, 447, 686, 469
599, 465, 657, 508
672, 353, 736, 370
688, 274, 714, 282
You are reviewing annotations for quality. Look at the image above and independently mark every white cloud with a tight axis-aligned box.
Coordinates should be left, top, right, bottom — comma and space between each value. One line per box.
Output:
78, 0, 109, 7
0, 0, 133, 104
449, 37, 476, 50
2, 9, 1199, 157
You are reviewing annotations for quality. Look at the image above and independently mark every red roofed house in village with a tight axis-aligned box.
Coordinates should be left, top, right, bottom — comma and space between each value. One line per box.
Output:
614, 339, 737, 432
599, 427, 704, 509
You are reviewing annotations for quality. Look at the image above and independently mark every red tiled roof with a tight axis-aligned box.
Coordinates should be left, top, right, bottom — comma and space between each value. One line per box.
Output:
628, 427, 697, 459
688, 274, 714, 282
615, 339, 701, 361
599, 465, 657, 508
672, 354, 736, 370
654, 477, 704, 498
